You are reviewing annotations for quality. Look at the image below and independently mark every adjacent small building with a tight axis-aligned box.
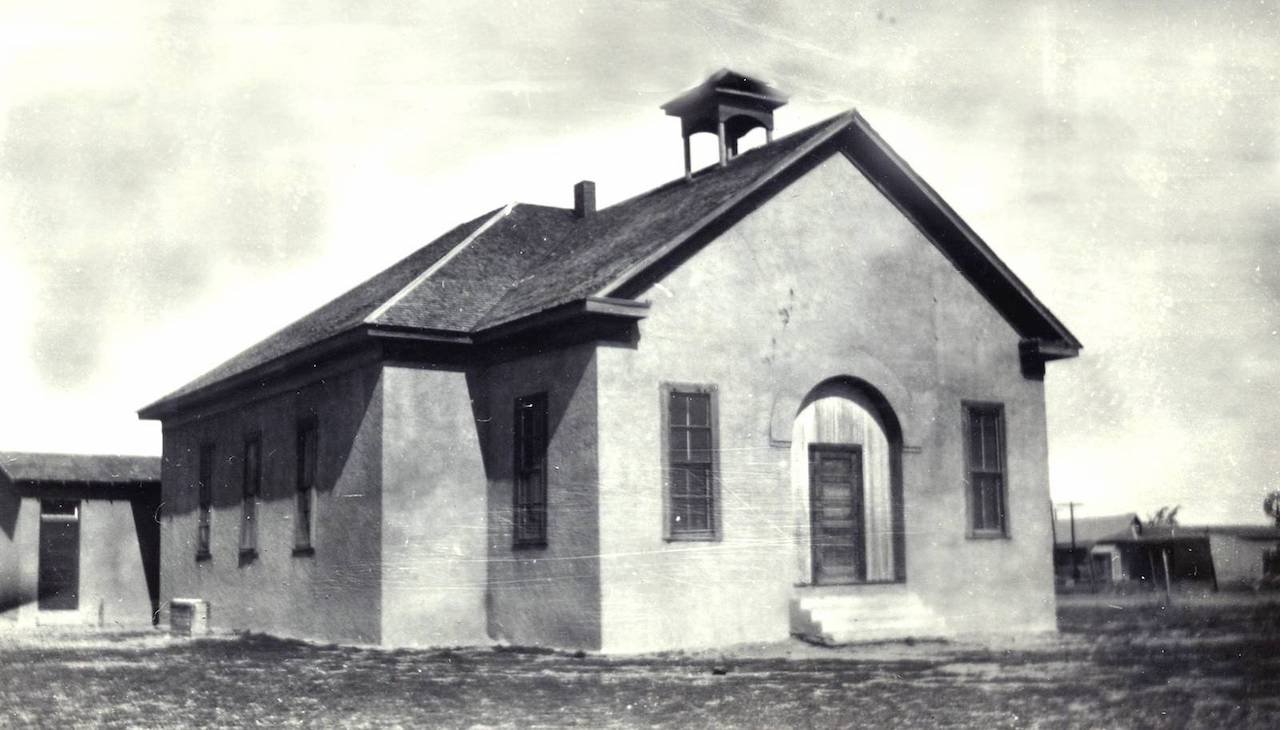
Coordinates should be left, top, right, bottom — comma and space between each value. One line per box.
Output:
1052, 512, 1140, 585
1090, 523, 1280, 591
0, 452, 161, 627
140, 71, 1081, 651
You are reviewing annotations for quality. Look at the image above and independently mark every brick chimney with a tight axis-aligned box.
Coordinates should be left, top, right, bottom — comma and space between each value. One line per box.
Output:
574, 180, 595, 218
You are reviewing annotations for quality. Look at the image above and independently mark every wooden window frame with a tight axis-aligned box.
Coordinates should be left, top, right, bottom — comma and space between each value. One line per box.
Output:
293, 417, 318, 556
512, 393, 549, 549
962, 401, 1010, 539
661, 383, 721, 542
239, 433, 262, 561
196, 443, 214, 562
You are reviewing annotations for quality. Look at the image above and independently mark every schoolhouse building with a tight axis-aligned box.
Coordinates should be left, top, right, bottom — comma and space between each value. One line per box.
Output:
0, 452, 161, 627
140, 71, 1081, 652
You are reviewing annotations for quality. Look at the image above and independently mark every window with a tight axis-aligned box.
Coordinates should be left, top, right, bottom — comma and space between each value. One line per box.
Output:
239, 435, 261, 558
964, 403, 1007, 536
294, 418, 317, 554
664, 385, 718, 540
196, 444, 214, 560
513, 393, 548, 548
1264, 548, 1280, 579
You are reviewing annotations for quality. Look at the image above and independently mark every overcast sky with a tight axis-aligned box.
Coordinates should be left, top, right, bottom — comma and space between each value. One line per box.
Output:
1, 1, 1277, 524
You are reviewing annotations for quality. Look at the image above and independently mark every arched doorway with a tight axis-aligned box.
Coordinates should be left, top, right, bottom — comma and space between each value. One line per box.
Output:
791, 379, 903, 585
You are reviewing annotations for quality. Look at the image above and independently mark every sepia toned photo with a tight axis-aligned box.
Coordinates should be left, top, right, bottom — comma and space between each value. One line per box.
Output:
0, 2, 1276, 727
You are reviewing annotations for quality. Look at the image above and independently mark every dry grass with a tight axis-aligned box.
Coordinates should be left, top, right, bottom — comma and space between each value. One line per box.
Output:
0, 597, 1277, 728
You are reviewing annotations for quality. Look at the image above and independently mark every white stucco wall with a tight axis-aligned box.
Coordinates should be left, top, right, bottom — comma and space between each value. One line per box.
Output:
595, 153, 1058, 652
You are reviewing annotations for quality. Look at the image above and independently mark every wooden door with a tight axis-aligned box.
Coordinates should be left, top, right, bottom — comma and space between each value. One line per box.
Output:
809, 446, 865, 584
38, 500, 80, 611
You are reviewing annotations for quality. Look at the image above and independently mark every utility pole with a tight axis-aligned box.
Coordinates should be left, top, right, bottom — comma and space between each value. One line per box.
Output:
1049, 500, 1061, 585
1057, 502, 1084, 582
1161, 548, 1174, 605
1049, 500, 1058, 545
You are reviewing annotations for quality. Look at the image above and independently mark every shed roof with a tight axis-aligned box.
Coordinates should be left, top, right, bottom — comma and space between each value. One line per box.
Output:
0, 452, 161, 485
1094, 524, 1280, 545
142, 109, 1081, 418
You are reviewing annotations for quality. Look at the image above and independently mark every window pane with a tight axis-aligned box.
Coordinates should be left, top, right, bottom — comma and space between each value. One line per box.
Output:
671, 497, 687, 531
966, 405, 1006, 532
242, 437, 260, 553
968, 408, 1002, 472
298, 424, 317, 490
244, 439, 261, 497
669, 391, 688, 426
980, 413, 1000, 470
686, 393, 710, 427
295, 487, 312, 549
514, 394, 548, 545
972, 474, 1003, 530
666, 388, 716, 538
686, 498, 709, 531
669, 466, 687, 497
968, 411, 986, 466
688, 427, 712, 463
669, 431, 687, 464
685, 465, 709, 498
197, 471, 211, 555
198, 444, 214, 507
673, 496, 710, 532
671, 465, 713, 535
240, 496, 257, 552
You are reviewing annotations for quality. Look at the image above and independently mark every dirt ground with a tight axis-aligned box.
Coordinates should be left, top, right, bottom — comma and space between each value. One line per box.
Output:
0, 595, 1276, 729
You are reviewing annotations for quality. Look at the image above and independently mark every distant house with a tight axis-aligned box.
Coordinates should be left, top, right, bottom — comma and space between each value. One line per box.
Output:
1052, 513, 1140, 584
139, 71, 1081, 651
0, 452, 161, 627
1091, 523, 1280, 591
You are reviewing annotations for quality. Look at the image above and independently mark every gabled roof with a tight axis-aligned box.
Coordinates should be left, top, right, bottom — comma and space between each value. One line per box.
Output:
0, 452, 160, 485
1054, 513, 1140, 548
141, 109, 1081, 419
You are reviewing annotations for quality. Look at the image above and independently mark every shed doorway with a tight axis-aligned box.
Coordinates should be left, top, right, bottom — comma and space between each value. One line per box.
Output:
38, 500, 80, 611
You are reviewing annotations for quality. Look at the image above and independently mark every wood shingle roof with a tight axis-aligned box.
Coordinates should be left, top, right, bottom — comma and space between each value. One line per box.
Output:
141, 109, 1080, 419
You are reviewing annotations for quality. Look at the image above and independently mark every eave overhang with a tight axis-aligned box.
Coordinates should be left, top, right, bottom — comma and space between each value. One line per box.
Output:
138, 296, 649, 421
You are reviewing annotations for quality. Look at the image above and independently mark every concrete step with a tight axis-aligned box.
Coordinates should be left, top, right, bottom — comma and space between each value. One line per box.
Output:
791, 588, 948, 645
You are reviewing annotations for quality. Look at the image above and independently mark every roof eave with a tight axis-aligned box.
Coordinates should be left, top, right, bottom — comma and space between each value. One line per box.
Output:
844, 112, 1083, 351
139, 298, 649, 420
11, 478, 160, 491
137, 327, 375, 421
1021, 338, 1081, 361
475, 296, 649, 344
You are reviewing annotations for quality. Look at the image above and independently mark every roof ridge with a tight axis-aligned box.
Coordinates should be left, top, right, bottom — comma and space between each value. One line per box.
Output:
470, 111, 857, 331
599, 110, 857, 214
365, 203, 515, 325
589, 110, 855, 300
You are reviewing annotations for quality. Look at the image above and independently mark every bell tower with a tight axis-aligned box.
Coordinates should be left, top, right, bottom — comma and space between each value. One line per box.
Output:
661, 69, 789, 179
